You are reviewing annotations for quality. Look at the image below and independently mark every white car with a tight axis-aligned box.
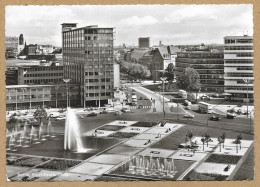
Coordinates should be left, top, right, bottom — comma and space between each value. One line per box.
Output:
56, 117, 66, 121
183, 113, 195, 118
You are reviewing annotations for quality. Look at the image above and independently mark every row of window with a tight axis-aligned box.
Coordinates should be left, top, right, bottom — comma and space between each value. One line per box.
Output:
225, 52, 254, 57
85, 71, 113, 76
24, 79, 63, 84
86, 92, 111, 97
176, 59, 224, 64
224, 60, 253, 63
86, 78, 111, 82
225, 73, 254, 77
24, 73, 63, 77
177, 53, 223, 58
225, 87, 254, 91
30, 67, 63, 71
224, 46, 253, 50
86, 85, 112, 90
224, 39, 253, 44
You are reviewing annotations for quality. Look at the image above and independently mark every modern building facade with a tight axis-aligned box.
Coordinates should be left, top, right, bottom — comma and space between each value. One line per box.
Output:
5, 36, 19, 55
18, 63, 64, 85
176, 51, 224, 93
138, 37, 150, 48
6, 84, 80, 111
224, 35, 254, 101
62, 23, 114, 107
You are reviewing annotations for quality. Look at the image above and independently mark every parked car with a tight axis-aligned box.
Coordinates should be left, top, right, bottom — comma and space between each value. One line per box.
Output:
100, 110, 108, 114
209, 116, 221, 121
227, 113, 236, 119
185, 106, 191, 110
139, 97, 143, 100
87, 112, 97, 117
121, 108, 130, 113
56, 117, 66, 121
183, 113, 194, 118
137, 105, 143, 109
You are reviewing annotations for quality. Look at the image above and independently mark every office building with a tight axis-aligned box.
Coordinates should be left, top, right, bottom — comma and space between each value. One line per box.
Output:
138, 37, 150, 48
5, 36, 19, 56
176, 51, 224, 93
224, 35, 254, 101
62, 23, 114, 107
6, 84, 80, 111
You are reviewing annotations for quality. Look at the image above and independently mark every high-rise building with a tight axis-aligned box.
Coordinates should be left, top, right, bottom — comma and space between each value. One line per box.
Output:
176, 51, 224, 93
62, 23, 114, 107
138, 37, 150, 48
224, 35, 254, 101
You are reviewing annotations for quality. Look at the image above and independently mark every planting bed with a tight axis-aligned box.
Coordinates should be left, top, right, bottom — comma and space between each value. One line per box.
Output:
185, 170, 227, 181
131, 122, 157, 128
7, 156, 49, 167
108, 132, 139, 139
205, 154, 241, 164
94, 175, 139, 181
36, 159, 82, 170
97, 125, 125, 131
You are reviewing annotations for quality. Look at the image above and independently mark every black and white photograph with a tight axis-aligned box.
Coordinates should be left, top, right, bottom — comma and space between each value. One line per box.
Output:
4, 4, 254, 182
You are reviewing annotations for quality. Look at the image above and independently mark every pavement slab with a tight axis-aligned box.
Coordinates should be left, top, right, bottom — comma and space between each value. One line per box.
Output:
6, 165, 31, 178
144, 127, 174, 135
138, 148, 175, 158
51, 172, 98, 181
82, 130, 115, 137
134, 133, 166, 141
170, 150, 207, 161
122, 139, 155, 148
195, 162, 236, 176
119, 126, 149, 134
105, 120, 138, 126
105, 145, 142, 155
213, 145, 249, 156
88, 154, 129, 165
69, 162, 115, 175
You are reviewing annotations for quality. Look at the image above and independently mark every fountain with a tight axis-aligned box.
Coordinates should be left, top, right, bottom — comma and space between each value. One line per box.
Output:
64, 107, 88, 153
125, 155, 177, 179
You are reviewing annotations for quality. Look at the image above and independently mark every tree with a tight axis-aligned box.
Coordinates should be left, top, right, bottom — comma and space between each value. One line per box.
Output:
177, 67, 200, 92
33, 106, 48, 125
237, 134, 243, 150
204, 133, 210, 147
187, 130, 193, 145
165, 63, 175, 90
8, 115, 18, 130
218, 137, 223, 152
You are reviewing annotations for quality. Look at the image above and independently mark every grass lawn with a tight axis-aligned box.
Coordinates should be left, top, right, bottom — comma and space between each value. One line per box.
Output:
36, 159, 82, 170
107, 132, 139, 139
131, 121, 157, 127
7, 156, 49, 167
205, 154, 242, 165
185, 170, 227, 181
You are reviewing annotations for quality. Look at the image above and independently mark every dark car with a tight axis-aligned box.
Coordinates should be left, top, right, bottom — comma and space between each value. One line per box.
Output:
87, 112, 97, 117
227, 113, 236, 119
139, 97, 143, 100
137, 105, 143, 109
209, 116, 221, 121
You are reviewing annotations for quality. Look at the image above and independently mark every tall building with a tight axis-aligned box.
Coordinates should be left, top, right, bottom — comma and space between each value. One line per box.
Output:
176, 51, 224, 93
18, 34, 25, 55
5, 36, 18, 55
62, 23, 114, 107
138, 37, 150, 48
224, 35, 254, 101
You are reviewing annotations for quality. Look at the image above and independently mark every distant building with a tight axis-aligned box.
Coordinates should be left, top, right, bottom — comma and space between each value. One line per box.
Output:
36, 45, 54, 54
18, 34, 25, 55
25, 44, 37, 55
17, 63, 64, 85
62, 23, 115, 107
5, 36, 19, 56
113, 63, 120, 89
176, 51, 224, 93
224, 35, 254, 101
6, 84, 80, 110
138, 37, 150, 48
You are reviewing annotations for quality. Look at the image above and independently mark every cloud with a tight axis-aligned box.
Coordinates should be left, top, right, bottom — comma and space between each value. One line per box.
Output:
118, 16, 158, 27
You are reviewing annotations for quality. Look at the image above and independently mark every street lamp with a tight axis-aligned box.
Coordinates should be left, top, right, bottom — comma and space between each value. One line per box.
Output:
160, 76, 167, 119
243, 79, 252, 118
63, 79, 71, 108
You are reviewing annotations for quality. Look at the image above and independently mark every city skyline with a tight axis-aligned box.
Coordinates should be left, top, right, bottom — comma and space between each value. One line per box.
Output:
6, 4, 253, 47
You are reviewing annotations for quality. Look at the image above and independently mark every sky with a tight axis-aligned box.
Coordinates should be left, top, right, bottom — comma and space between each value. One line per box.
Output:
5, 5, 253, 47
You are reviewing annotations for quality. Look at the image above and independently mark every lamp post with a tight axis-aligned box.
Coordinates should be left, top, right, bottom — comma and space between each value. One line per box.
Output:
160, 76, 167, 119
243, 79, 251, 118
63, 79, 71, 108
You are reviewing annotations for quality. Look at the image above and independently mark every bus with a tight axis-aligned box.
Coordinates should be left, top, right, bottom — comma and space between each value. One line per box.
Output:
198, 102, 212, 113
178, 90, 187, 99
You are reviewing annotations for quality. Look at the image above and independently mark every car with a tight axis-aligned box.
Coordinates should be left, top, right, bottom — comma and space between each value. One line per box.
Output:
209, 116, 221, 121
183, 113, 194, 118
87, 112, 97, 117
121, 108, 130, 113
185, 106, 191, 110
56, 117, 66, 121
137, 105, 143, 109
139, 97, 143, 100
227, 113, 236, 119
100, 110, 108, 114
